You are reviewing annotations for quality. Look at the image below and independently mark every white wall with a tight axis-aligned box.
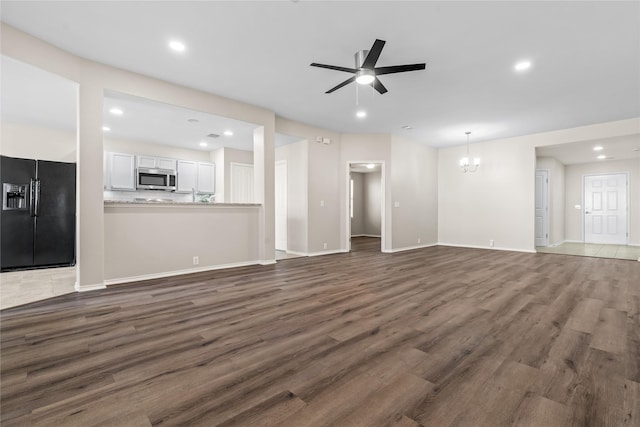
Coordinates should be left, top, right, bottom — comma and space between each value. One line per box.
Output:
275, 140, 308, 254
438, 136, 536, 252
350, 171, 381, 237
391, 134, 438, 249
104, 137, 211, 163
536, 156, 565, 245
565, 158, 639, 245
350, 172, 365, 236
104, 205, 260, 282
276, 117, 340, 255
1, 122, 76, 162
210, 148, 225, 201
363, 171, 382, 236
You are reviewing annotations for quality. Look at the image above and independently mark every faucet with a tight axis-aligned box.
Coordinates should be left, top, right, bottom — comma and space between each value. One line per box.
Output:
191, 187, 196, 202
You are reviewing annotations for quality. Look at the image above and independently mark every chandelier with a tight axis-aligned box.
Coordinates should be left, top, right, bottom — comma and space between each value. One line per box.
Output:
459, 131, 480, 173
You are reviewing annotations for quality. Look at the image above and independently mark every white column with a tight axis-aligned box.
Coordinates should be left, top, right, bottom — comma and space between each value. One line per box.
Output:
75, 82, 105, 291
253, 121, 276, 264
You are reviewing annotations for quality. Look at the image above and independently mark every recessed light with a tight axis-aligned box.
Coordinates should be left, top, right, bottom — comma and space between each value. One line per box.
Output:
109, 108, 123, 115
199, 142, 208, 147
401, 125, 413, 130
169, 40, 186, 52
597, 155, 606, 160
223, 130, 233, 136
366, 164, 375, 169
187, 118, 199, 123
102, 126, 111, 132
593, 146, 603, 151
356, 110, 367, 118
514, 60, 532, 72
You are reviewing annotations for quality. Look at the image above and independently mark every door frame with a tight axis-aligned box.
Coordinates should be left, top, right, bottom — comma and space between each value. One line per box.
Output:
275, 160, 287, 252
344, 161, 386, 252
535, 169, 549, 247
582, 171, 629, 244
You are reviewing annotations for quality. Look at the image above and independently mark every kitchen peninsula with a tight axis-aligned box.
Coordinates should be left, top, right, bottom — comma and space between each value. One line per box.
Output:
103, 199, 262, 285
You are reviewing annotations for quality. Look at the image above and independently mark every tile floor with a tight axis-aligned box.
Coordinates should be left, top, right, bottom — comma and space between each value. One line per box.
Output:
275, 250, 304, 260
536, 242, 640, 261
0, 267, 76, 310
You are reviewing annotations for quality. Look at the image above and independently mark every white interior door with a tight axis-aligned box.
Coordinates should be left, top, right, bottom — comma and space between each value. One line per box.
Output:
275, 161, 287, 251
584, 173, 628, 244
230, 162, 254, 203
535, 169, 549, 247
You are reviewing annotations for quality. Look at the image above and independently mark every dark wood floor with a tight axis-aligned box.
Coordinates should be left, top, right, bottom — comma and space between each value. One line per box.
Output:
1, 237, 639, 426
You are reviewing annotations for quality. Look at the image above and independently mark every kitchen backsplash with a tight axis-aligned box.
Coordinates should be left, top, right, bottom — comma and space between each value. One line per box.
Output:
104, 189, 214, 202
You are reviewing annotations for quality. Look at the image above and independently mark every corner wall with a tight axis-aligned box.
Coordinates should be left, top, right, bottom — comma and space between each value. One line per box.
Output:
391, 134, 438, 250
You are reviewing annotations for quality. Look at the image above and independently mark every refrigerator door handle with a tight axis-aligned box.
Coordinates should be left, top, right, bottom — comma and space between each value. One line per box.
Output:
34, 179, 41, 217
29, 179, 36, 217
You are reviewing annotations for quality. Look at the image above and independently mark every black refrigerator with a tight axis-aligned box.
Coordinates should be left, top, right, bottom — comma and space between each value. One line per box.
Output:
1, 155, 76, 271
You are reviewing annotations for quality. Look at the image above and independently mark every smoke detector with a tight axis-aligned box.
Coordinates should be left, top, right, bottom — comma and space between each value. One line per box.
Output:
207, 133, 220, 139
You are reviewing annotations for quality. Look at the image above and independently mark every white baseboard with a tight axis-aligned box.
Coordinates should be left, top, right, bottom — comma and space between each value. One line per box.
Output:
75, 281, 106, 292
437, 242, 536, 254
103, 260, 262, 286
260, 260, 277, 265
628, 243, 640, 247
564, 240, 583, 244
382, 243, 438, 253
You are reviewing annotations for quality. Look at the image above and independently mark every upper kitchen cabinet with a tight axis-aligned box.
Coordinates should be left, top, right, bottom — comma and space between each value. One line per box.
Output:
137, 155, 177, 171
177, 160, 197, 193
177, 160, 215, 194
108, 152, 135, 190
197, 163, 215, 194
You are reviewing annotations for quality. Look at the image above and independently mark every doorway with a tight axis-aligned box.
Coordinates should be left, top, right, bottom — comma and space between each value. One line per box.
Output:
346, 162, 385, 252
534, 169, 549, 247
583, 172, 628, 244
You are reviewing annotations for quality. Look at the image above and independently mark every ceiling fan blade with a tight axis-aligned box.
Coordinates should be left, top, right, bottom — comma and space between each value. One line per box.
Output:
374, 63, 426, 76
310, 63, 357, 73
361, 39, 386, 69
326, 76, 356, 93
371, 77, 388, 95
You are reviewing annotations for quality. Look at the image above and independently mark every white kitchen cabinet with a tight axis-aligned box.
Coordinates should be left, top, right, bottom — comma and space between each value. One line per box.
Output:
177, 160, 197, 193
137, 155, 177, 171
197, 163, 215, 194
157, 158, 177, 170
109, 152, 136, 190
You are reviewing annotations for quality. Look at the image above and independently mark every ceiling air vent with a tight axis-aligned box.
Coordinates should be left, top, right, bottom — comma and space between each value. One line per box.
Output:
207, 133, 220, 139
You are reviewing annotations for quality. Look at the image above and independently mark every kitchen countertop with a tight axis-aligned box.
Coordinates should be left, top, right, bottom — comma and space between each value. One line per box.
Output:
104, 199, 261, 207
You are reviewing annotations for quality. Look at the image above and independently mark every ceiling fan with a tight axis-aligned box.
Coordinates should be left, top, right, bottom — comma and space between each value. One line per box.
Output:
310, 39, 426, 95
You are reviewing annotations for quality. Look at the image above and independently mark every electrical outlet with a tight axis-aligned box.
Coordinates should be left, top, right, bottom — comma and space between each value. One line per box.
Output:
193, 256, 199, 265
418, 238, 421, 244
323, 243, 327, 250
489, 240, 494, 247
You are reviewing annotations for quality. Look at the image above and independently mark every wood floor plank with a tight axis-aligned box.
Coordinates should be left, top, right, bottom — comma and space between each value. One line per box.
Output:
1, 237, 638, 426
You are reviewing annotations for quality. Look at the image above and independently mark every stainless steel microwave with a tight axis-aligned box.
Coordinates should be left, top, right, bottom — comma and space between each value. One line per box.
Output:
136, 167, 177, 191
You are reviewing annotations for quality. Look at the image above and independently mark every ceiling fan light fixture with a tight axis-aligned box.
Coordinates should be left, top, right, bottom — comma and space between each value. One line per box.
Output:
355, 69, 375, 85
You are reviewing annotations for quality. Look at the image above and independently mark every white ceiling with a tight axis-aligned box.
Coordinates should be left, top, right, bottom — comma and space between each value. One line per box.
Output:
536, 134, 640, 165
1, 1, 638, 149
1, 55, 303, 151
